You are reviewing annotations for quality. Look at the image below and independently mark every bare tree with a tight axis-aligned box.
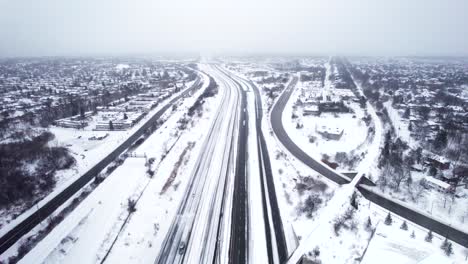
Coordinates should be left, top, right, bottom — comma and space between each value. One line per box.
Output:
391, 167, 407, 191
408, 179, 426, 202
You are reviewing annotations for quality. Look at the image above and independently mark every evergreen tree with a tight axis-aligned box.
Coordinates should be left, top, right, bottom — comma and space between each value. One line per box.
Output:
403, 108, 411, 119
425, 230, 433, 242
410, 231, 415, 239
444, 242, 453, 256
433, 129, 448, 150
384, 213, 392, 225
365, 216, 372, 231
400, 221, 408, 231
313, 246, 320, 258
350, 191, 358, 209
441, 237, 449, 250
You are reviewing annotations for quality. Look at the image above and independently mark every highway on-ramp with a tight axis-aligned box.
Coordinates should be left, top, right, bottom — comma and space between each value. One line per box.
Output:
225, 70, 289, 264
270, 75, 468, 251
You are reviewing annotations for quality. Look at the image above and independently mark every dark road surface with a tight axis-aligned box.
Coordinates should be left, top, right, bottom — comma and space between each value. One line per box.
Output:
0, 77, 203, 255
271, 77, 468, 248
250, 80, 288, 263
271, 77, 350, 186
214, 67, 249, 264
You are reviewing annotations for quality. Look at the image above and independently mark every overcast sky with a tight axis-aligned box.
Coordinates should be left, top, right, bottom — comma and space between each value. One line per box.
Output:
0, 0, 467, 57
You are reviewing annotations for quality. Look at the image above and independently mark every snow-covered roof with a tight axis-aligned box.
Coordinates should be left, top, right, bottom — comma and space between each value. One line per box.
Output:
427, 154, 450, 164
424, 176, 450, 189
316, 125, 343, 135
304, 105, 319, 112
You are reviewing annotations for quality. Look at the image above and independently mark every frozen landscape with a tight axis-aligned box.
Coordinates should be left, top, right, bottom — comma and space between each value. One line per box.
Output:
1, 1, 468, 263
1, 56, 468, 264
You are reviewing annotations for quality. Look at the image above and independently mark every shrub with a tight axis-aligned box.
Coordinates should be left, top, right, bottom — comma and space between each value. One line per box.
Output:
308, 135, 317, 143
350, 191, 358, 209
400, 221, 408, 230
300, 195, 323, 218
127, 198, 137, 213
425, 230, 433, 242
365, 216, 372, 231
312, 246, 320, 258
384, 213, 392, 226
0, 131, 75, 208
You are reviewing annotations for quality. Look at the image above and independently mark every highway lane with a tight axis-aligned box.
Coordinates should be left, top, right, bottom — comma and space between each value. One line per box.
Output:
0, 75, 203, 255
155, 64, 244, 264
212, 66, 249, 264
270, 75, 468, 249
225, 70, 288, 264
251, 80, 288, 263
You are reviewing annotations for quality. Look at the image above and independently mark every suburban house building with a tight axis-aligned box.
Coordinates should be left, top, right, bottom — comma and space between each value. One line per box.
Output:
316, 124, 344, 140
303, 104, 320, 116
55, 119, 87, 129
425, 154, 451, 170
423, 176, 452, 193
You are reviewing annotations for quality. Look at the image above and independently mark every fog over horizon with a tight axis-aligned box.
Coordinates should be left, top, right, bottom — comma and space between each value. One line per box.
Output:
0, 0, 467, 57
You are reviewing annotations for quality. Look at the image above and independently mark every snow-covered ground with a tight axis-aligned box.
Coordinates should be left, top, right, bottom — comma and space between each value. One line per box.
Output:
283, 68, 384, 187
383, 101, 415, 148
241, 60, 467, 264
366, 100, 468, 232
1, 71, 215, 263
287, 184, 468, 264
284, 81, 370, 170
362, 223, 457, 264
245, 79, 269, 263
0, 78, 198, 235
103, 101, 220, 263
263, 81, 338, 254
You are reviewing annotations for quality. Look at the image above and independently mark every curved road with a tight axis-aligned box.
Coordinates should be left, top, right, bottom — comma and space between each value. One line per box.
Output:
270, 75, 468, 250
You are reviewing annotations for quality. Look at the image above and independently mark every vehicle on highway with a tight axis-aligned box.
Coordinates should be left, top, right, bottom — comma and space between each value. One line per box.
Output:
178, 241, 186, 255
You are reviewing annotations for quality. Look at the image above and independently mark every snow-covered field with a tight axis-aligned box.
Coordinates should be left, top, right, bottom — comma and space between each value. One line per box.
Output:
363, 224, 454, 264
284, 83, 370, 170
5, 60, 467, 264
248, 60, 467, 264
0, 78, 197, 234
367, 100, 468, 233
1, 71, 217, 263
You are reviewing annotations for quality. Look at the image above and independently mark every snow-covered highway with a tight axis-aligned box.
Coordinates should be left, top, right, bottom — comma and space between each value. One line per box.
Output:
155, 64, 245, 264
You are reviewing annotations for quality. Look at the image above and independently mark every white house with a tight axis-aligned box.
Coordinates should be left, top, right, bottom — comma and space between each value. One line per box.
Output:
315, 124, 344, 140
423, 176, 451, 192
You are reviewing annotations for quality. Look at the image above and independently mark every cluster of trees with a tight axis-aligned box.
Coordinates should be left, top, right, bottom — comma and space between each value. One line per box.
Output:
0, 131, 75, 208
379, 133, 407, 181
374, 213, 454, 256
298, 194, 323, 218
259, 74, 288, 85
333, 207, 357, 236
187, 77, 218, 117
264, 83, 285, 101
329, 57, 357, 90
334, 152, 360, 170
377, 132, 424, 192
299, 66, 326, 85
